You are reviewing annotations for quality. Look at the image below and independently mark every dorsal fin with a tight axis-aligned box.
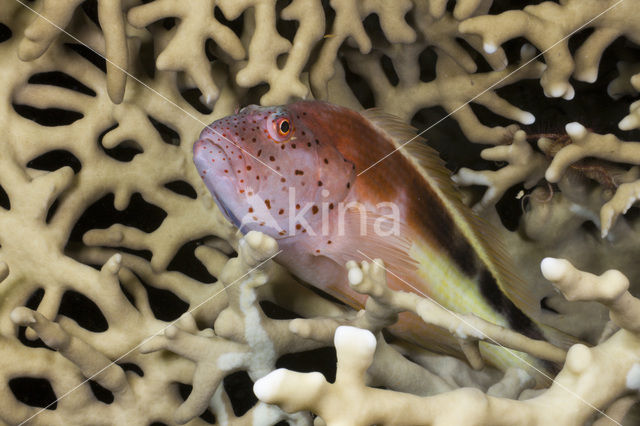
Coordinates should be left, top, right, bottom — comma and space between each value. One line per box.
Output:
359, 108, 540, 319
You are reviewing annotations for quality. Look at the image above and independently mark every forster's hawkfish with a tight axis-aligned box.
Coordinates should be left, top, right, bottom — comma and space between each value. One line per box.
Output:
193, 100, 567, 382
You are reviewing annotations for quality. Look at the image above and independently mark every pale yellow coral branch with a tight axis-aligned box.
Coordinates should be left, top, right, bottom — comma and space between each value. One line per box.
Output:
359, 0, 626, 177
12, 0, 284, 178
13, 232, 281, 426
351, 255, 566, 365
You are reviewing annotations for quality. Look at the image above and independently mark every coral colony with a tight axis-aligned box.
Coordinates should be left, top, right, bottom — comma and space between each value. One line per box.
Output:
1, 0, 640, 425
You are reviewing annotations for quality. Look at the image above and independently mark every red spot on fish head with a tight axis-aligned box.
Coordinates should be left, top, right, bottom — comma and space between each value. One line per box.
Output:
193, 101, 361, 242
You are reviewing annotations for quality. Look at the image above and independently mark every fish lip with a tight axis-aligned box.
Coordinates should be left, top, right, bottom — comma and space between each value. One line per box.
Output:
193, 137, 247, 228
211, 188, 242, 228
197, 136, 242, 176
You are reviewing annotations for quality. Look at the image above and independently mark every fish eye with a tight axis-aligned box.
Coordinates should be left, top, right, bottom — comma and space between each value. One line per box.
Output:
278, 118, 290, 136
269, 114, 294, 142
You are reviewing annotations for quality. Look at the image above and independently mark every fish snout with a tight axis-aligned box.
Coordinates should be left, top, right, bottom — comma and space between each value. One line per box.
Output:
193, 136, 229, 179
193, 137, 211, 157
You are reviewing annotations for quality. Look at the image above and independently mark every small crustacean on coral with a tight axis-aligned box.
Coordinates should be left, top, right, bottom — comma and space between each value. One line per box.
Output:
537, 129, 628, 191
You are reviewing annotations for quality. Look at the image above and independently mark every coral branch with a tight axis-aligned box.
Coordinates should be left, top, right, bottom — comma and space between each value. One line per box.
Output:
309, 0, 415, 99
18, 0, 133, 103
11, 306, 130, 396
140, 231, 321, 423
460, 0, 639, 98
140, 319, 248, 424
543, 123, 640, 184
18, 0, 85, 61
345, 40, 541, 144
541, 258, 640, 333
128, 0, 245, 106
346, 259, 566, 365
453, 130, 548, 210
428, 0, 487, 20
607, 61, 640, 99
256, 255, 640, 425
600, 179, 640, 238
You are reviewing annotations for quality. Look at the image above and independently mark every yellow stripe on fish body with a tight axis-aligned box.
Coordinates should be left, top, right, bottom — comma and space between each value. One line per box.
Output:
410, 239, 545, 376
361, 108, 539, 319
194, 101, 571, 387
359, 108, 569, 382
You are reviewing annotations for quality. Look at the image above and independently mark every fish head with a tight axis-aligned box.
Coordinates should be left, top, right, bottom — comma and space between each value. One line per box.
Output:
193, 102, 356, 239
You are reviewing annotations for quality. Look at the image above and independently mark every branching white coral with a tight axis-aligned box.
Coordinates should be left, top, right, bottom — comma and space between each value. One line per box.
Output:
309, 0, 416, 100
17, 0, 142, 104
345, 43, 542, 144
452, 130, 548, 210
255, 259, 640, 426
139, 231, 318, 424
343, 259, 566, 368
460, 0, 640, 99
543, 123, 640, 184
127, 0, 245, 107
538, 123, 640, 238
608, 61, 640, 99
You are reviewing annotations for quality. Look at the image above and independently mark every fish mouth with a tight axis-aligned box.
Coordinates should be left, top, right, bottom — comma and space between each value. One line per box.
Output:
193, 136, 247, 226
210, 188, 242, 228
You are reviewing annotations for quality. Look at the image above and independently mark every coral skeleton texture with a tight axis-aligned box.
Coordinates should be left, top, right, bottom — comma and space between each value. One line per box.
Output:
1, 0, 640, 425
255, 258, 640, 425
